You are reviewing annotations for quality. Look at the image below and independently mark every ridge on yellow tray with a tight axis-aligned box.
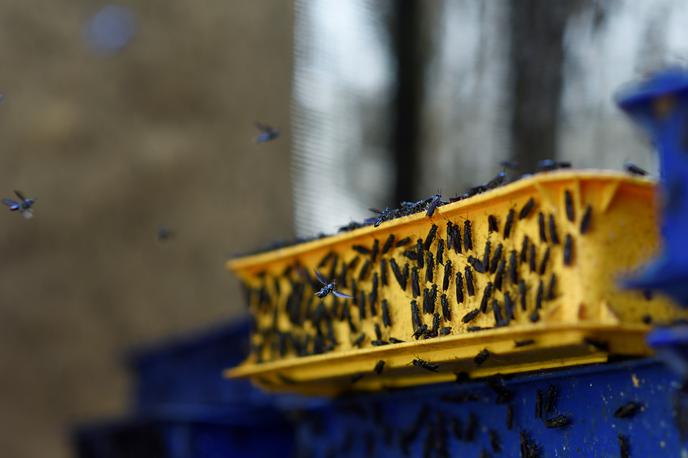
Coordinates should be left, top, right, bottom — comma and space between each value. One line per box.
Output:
225, 170, 687, 395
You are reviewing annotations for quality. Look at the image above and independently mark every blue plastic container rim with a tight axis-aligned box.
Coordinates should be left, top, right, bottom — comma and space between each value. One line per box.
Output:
616, 66, 688, 109
126, 318, 252, 370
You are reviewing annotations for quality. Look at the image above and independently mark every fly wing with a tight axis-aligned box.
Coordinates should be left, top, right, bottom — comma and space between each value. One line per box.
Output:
314, 270, 328, 285
333, 290, 352, 299
13, 190, 26, 202
2, 198, 19, 211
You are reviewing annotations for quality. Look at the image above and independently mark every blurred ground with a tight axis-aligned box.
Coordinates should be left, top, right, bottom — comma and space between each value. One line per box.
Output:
0, 2, 293, 457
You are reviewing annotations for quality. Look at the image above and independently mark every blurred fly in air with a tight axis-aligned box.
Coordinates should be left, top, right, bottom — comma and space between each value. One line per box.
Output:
255, 122, 280, 144
2, 190, 36, 219
157, 226, 174, 241
315, 270, 352, 299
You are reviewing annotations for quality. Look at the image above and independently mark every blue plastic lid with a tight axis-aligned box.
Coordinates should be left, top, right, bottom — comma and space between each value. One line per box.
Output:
616, 67, 688, 110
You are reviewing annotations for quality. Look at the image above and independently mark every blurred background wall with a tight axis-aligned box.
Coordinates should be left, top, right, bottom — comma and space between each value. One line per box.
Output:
0, 1, 293, 457
1, 0, 688, 457
294, 0, 688, 236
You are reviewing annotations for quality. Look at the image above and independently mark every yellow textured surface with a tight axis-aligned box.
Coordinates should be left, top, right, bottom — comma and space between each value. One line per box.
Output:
226, 170, 687, 395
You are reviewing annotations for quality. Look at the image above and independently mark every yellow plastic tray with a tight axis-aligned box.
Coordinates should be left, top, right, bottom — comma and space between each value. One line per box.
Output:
225, 170, 686, 395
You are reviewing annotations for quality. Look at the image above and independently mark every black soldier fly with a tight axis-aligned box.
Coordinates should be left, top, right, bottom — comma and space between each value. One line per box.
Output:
564, 190, 575, 222
503, 209, 515, 238
441, 293, 451, 321
536, 159, 571, 171
614, 401, 643, 418
463, 220, 473, 250
474, 348, 490, 366
442, 260, 452, 291
544, 414, 571, 429
396, 236, 412, 247
425, 251, 434, 282
468, 255, 486, 273
544, 384, 558, 414
580, 205, 592, 234
254, 121, 279, 143
381, 299, 392, 327
412, 358, 439, 372
535, 280, 544, 310
425, 194, 445, 217
564, 234, 573, 266
157, 226, 174, 241
519, 198, 535, 219
358, 259, 371, 280
547, 273, 557, 300
482, 240, 491, 269
538, 247, 550, 275
488, 214, 499, 233
411, 267, 421, 298
504, 291, 515, 320
465, 266, 475, 296
548, 213, 560, 245
462, 309, 480, 323
509, 250, 518, 284
455, 271, 464, 303
424, 224, 438, 249
314, 270, 352, 299
390, 258, 406, 289
490, 243, 503, 273
514, 339, 535, 347
480, 282, 493, 313
493, 299, 506, 327
411, 299, 421, 330
538, 212, 547, 242
2, 190, 36, 219
380, 258, 388, 286
520, 235, 529, 263
494, 259, 506, 291
624, 161, 647, 176
618, 433, 630, 458
381, 234, 395, 254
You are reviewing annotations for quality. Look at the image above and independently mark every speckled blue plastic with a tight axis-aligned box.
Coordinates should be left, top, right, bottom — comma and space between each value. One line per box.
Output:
74, 320, 296, 458
295, 358, 687, 457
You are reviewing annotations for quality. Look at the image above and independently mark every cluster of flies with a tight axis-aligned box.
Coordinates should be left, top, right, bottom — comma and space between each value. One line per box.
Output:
299, 377, 643, 458
242, 160, 620, 384
243, 159, 649, 256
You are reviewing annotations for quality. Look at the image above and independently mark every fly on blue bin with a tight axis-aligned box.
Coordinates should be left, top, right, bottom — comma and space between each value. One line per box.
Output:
2, 190, 36, 219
